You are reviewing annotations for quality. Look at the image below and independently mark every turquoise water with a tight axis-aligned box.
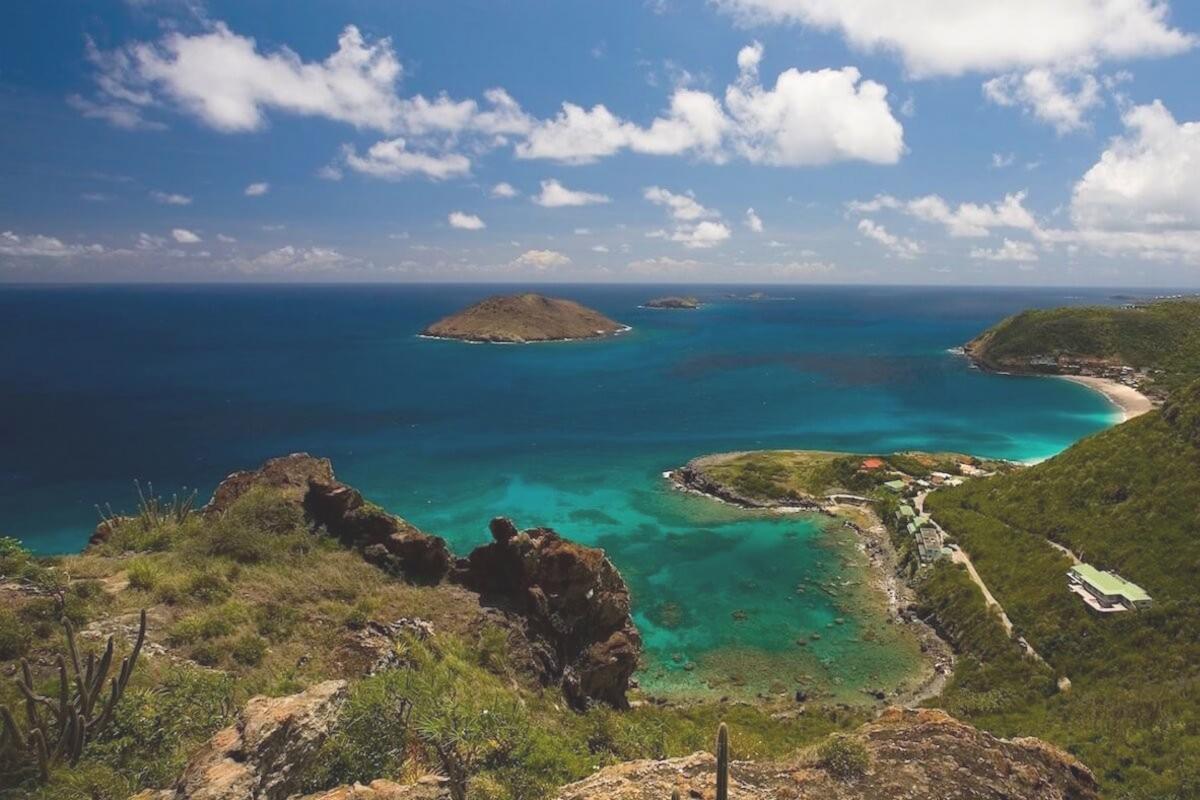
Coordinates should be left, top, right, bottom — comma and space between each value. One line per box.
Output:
0, 284, 1125, 698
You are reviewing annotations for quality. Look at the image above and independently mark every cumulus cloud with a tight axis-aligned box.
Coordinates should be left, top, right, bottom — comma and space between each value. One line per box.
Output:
0, 231, 105, 258
745, 207, 764, 233
857, 219, 922, 259
848, 191, 1038, 237
491, 182, 518, 198
448, 211, 486, 230
171, 228, 201, 243
644, 187, 731, 248
644, 186, 717, 221
512, 249, 571, 269
151, 190, 192, 205
244, 181, 270, 196
983, 69, 1103, 133
712, 0, 1195, 77
970, 238, 1040, 261
233, 245, 350, 274
1070, 100, 1200, 231
627, 256, 704, 274
342, 138, 471, 180
532, 179, 610, 207
517, 44, 901, 166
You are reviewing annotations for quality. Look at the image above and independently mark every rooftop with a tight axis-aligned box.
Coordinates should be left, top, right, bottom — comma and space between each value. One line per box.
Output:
1070, 564, 1152, 603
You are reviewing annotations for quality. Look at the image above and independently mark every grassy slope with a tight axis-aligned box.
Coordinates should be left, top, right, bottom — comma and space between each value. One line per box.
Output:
0, 488, 854, 800
968, 299, 1200, 393
693, 450, 1007, 504
923, 386, 1200, 799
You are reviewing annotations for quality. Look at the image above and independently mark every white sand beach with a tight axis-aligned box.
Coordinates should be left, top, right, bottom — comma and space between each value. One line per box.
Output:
1059, 375, 1154, 421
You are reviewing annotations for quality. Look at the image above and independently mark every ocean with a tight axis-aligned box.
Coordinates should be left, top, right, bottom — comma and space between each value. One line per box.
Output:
0, 283, 1130, 698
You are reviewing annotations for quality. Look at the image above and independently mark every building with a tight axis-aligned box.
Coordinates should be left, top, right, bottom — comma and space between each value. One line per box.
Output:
882, 479, 906, 493
916, 528, 946, 563
895, 504, 917, 525
861, 457, 886, 471
1067, 564, 1153, 612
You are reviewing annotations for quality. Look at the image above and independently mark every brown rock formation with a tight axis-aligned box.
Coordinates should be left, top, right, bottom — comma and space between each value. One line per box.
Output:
204, 454, 452, 584
553, 707, 1099, 800
145, 680, 347, 800
454, 517, 642, 709
297, 778, 449, 800
422, 293, 627, 343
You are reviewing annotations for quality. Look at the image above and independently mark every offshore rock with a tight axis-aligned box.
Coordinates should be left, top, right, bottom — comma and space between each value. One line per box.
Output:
455, 517, 642, 709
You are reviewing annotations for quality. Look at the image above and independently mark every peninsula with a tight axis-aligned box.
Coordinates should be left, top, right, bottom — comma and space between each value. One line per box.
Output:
421, 293, 628, 343
642, 296, 700, 309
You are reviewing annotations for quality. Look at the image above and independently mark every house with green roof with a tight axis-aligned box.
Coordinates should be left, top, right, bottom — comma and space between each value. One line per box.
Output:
1068, 564, 1154, 612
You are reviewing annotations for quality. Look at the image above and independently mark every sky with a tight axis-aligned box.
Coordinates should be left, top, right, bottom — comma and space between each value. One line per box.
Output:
3, 0, 1200, 285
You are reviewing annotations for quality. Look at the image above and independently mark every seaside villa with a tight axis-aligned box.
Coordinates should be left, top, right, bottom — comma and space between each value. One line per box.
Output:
1068, 564, 1153, 612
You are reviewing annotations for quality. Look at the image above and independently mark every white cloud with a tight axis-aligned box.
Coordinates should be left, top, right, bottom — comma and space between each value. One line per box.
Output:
713, 0, 1195, 77
745, 207, 764, 233
151, 190, 192, 205
512, 249, 571, 269
970, 238, 1040, 261
671, 220, 732, 249
627, 256, 704, 274
0, 231, 104, 258
244, 181, 270, 196
234, 245, 350, 274
343, 138, 471, 181
644, 186, 717, 221
517, 45, 901, 166
316, 165, 344, 181
448, 211, 486, 230
171, 228, 201, 243
857, 219, 922, 259
532, 179, 610, 207
591, 244, 610, 253
491, 182, 518, 198
848, 191, 1038, 237
1070, 100, 1200, 231
983, 69, 1103, 133
991, 152, 1016, 168
216, 233, 237, 243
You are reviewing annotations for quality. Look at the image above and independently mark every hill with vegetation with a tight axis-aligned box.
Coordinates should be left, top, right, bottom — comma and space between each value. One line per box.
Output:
965, 298, 1200, 395
422, 294, 627, 343
920, 380, 1200, 798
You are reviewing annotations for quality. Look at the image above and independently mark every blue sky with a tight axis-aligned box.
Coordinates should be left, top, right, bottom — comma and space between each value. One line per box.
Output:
3, 0, 1200, 285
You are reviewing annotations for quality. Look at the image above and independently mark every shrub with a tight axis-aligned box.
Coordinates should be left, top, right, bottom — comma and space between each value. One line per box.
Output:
189, 641, 223, 667
818, 734, 870, 779
0, 607, 31, 659
253, 601, 299, 641
0, 536, 34, 577
201, 487, 313, 564
184, 570, 232, 604
126, 558, 161, 591
167, 607, 238, 645
230, 634, 267, 667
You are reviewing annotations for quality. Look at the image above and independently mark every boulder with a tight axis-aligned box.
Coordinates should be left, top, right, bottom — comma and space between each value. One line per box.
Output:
205, 453, 335, 515
297, 777, 449, 800
155, 680, 347, 800
455, 517, 641, 709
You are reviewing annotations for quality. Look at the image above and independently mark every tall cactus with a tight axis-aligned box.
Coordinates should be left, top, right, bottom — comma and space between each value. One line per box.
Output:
716, 721, 729, 800
0, 609, 146, 781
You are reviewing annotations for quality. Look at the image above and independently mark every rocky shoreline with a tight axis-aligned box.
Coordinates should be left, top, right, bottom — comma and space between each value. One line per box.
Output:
665, 461, 955, 709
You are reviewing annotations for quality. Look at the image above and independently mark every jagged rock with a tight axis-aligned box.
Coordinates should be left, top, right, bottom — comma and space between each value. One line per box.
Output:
204, 454, 451, 584
205, 453, 336, 515
146, 680, 347, 800
454, 517, 641, 709
553, 707, 1099, 800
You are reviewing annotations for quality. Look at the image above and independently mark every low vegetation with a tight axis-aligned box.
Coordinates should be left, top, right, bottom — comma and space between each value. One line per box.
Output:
0, 486, 857, 799
968, 298, 1200, 394
921, 380, 1200, 799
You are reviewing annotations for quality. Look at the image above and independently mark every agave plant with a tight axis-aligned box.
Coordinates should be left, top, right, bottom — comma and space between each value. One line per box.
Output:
0, 609, 146, 781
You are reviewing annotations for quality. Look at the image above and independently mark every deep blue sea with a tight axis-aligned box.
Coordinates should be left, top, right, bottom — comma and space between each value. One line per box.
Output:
0, 284, 1135, 697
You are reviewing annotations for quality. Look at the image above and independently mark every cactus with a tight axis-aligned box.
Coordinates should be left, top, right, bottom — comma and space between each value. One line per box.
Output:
0, 609, 146, 781
716, 721, 729, 800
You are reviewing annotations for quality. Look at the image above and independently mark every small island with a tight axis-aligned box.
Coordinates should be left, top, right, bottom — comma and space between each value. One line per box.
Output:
642, 296, 700, 310
421, 293, 629, 343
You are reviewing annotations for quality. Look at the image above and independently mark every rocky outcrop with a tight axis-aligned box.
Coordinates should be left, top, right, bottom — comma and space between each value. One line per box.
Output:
297, 777, 449, 800
142, 680, 347, 800
204, 454, 452, 584
454, 517, 642, 709
554, 707, 1099, 800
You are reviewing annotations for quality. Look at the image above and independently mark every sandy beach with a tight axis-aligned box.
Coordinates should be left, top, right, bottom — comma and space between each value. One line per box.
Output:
1058, 375, 1154, 421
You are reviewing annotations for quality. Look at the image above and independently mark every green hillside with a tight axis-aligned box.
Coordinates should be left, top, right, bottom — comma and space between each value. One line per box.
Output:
967, 299, 1200, 394
923, 382, 1200, 798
